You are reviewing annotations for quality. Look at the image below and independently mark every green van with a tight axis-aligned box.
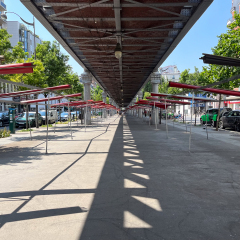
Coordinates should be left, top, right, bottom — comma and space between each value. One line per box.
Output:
200, 108, 232, 127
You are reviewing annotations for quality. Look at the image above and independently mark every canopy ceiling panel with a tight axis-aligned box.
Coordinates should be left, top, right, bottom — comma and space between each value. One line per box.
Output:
21, 0, 212, 106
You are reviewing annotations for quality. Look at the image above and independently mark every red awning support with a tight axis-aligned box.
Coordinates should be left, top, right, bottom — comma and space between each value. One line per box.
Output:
0, 62, 35, 75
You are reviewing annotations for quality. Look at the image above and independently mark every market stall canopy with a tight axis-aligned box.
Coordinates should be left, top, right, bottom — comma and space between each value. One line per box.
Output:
151, 92, 216, 102
0, 62, 35, 75
21, 93, 82, 104
0, 84, 72, 98
200, 53, 240, 67
168, 81, 240, 97
21, 0, 213, 107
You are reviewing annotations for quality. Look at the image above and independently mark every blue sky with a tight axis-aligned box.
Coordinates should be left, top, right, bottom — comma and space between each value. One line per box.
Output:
6, 0, 232, 74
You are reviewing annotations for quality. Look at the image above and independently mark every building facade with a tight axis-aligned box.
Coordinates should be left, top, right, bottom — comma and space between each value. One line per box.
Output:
227, 0, 240, 25
0, 0, 7, 29
7, 21, 41, 58
159, 65, 181, 82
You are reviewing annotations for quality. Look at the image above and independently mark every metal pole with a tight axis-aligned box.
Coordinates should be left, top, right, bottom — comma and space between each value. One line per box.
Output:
68, 102, 70, 129
154, 101, 157, 130
33, 16, 36, 60
189, 92, 194, 152
183, 105, 185, 123
85, 103, 87, 132
46, 93, 50, 154
165, 99, 168, 138
29, 104, 32, 140
26, 97, 29, 130
70, 105, 73, 140
205, 103, 208, 139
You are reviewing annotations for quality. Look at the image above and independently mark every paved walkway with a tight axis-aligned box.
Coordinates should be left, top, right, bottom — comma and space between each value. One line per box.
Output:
0, 114, 239, 240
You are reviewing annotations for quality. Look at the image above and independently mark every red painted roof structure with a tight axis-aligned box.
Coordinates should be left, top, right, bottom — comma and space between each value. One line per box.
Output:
151, 92, 215, 102
169, 81, 240, 97
0, 63, 35, 75
21, 93, 82, 104
0, 85, 71, 98
21, 0, 213, 107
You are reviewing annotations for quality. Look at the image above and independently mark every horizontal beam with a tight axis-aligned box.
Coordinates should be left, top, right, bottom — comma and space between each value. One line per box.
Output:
65, 36, 170, 40
49, 17, 185, 21
61, 28, 181, 32
36, 2, 198, 7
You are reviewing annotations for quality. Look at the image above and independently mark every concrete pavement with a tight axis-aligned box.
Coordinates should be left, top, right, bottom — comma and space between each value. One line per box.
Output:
0, 114, 239, 240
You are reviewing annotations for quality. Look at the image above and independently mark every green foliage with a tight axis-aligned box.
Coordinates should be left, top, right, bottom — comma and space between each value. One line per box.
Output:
19, 129, 34, 132
91, 84, 104, 101
142, 81, 151, 98
201, 12, 240, 89
158, 67, 204, 95
0, 29, 13, 63
62, 71, 83, 95
40, 124, 53, 127
35, 41, 70, 89
143, 91, 151, 100
0, 127, 11, 138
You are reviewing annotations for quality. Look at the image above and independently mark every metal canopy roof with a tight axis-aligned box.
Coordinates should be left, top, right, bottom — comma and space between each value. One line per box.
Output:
21, 0, 213, 107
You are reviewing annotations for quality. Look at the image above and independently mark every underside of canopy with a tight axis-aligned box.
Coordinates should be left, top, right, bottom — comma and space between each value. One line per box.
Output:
21, 0, 213, 107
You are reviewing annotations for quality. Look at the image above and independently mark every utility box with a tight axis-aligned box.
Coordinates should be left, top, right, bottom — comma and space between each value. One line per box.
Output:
9, 108, 16, 134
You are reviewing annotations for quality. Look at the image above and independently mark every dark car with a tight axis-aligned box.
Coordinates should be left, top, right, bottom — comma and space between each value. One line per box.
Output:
0, 112, 9, 127
219, 110, 240, 131
16, 112, 43, 128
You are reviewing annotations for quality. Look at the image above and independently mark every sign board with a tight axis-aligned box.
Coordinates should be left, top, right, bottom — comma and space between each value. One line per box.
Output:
12, 96, 20, 102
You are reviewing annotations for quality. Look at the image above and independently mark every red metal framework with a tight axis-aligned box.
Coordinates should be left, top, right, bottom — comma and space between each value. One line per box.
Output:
0, 84, 71, 98
0, 63, 35, 75
21, 93, 82, 104
169, 81, 240, 97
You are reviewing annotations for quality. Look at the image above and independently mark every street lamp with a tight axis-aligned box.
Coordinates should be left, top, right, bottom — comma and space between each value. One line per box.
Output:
1, 12, 36, 60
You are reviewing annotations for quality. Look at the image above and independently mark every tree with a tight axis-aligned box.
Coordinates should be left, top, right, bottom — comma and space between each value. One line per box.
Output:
200, 12, 240, 89
142, 81, 151, 99
0, 29, 13, 64
91, 84, 103, 101
35, 41, 71, 89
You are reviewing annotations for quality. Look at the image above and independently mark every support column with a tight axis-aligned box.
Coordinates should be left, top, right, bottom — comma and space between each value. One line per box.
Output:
132, 97, 136, 116
109, 98, 113, 116
81, 70, 91, 125
151, 71, 161, 125
102, 91, 107, 118
138, 91, 143, 118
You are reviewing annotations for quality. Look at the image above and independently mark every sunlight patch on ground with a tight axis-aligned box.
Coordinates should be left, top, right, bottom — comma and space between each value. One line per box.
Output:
132, 196, 162, 211
131, 166, 143, 169
131, 173, 150, 180
124, 211, 152, 228
124, 162, 134, 166
124, 179, 146, 188
127, 159, 144, 164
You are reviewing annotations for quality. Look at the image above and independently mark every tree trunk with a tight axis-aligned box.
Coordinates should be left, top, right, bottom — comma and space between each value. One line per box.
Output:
216, 94, 222, 131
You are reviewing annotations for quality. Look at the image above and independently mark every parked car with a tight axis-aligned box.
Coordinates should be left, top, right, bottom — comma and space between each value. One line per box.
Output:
200, 107, 232, 126
219, 110, 240, 131
16, 112, 43, 128
39, 110, 58, 124
0, 112, 9, 127
60, 112, 69, 121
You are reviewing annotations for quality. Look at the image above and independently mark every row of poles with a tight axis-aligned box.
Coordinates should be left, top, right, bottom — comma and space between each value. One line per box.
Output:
25, 100, 115, 154
130, 95, 210, 152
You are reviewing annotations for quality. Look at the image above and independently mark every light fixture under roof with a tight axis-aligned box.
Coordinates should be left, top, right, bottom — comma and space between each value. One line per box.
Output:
114, 43, 122, 59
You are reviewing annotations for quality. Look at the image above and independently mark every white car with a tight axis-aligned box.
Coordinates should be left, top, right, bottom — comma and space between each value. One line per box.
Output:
39, 110, 58, 124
